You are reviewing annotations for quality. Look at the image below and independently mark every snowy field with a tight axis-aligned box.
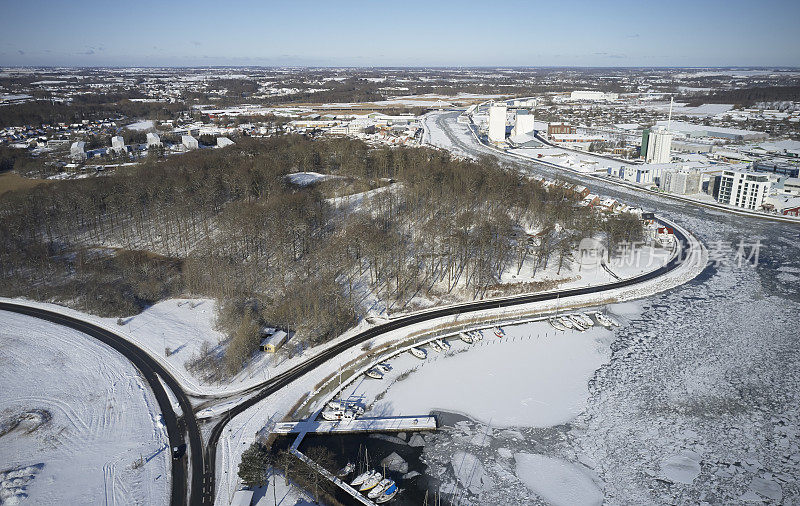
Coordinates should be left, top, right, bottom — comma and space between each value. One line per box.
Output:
0, 310, 169, 505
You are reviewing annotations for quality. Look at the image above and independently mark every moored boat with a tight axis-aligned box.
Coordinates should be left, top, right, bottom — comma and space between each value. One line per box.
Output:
351, 470, 372, 486
558, 316, 575, 329
429, 340, 442, 352
549, 318, 567, 331
567, 315, 587, 330
493, 326, 505, 337
437, 338, 451, 350
410, 347, 427, 359
368, 478, 395, 499
359, 471, 382, 491
365, 368, 384, 379
376, 483, 398, 503
459, 332, 473, 344
337, 462, 355, 477
576, 313, 594, 327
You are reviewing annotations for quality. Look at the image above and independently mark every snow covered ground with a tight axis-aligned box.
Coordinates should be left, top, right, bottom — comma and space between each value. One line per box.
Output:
0, 310, 169, 505
126, 119, 155, 131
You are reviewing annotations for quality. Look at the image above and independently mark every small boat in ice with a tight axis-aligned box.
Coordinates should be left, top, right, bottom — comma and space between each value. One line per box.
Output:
348, 405, 365, 416
470, 330, 483, 341
576, 313, 594, 327
337, 462, 355, 477
321, 409, 355, 422
567, 315, 587, 331
351, 470, 373, 486
459, 332, 473, 344
368, 478, 395, 499
593, 311, 619, 327
549, 318, 568, 331
558, 317, 575, 329
377, 362, 392, 373
493, 327, 505, 338
437, 338, 451, 350
410, 347, 427, 359
359, 471, 382, 491
321, 409, 344, 421
376, 483, 398, 503
327, 400, 345, 411
429, 340, 442, 353
365, 368, 384, 379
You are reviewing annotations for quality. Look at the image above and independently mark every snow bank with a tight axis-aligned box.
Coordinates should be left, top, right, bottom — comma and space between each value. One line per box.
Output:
514, 453, 603, 506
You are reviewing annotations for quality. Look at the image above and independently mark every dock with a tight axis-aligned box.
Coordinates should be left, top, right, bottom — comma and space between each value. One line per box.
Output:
290, 448, 376, 506
274, 415, 437, 436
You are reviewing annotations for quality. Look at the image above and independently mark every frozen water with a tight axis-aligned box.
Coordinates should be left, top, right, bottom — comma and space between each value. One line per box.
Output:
450, 451, 493, 495
514, 453, 603, 506
659, 450, 702, 484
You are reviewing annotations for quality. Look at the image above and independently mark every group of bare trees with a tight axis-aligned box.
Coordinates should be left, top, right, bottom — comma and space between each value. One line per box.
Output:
0, 134, 643, 377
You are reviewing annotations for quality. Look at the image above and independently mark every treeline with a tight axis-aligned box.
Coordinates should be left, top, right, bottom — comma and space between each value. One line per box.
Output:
0, 135, 642, 378
686, 86, 800, 107
0, 97, 185, 127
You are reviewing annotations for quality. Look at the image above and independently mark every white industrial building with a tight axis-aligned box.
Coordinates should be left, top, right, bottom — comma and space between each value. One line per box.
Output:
488, 103, 507, 144
570, 90, 619, 102
216, 137, 235, 148
111, 135, 126, 153
660, 167, 703, 195
646, 127, 673, 164
69, 141, 86, 161
182, 134, 199, 150
512, 110, 536, 137
716, 169, 771, 210
146, 132, 162, 148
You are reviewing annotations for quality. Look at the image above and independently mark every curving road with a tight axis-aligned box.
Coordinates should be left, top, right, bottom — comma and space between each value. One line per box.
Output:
0, 302, 204, 506
201, 216, 695, 505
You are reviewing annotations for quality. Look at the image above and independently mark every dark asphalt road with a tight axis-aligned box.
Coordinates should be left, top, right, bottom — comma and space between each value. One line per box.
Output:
202, 217, 692, 505
0, 302, 204, 506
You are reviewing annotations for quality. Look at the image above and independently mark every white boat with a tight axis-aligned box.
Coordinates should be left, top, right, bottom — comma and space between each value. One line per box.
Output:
576, 313, 594, 327
368, 478, 395, 499
558, 317, 575, 329
348, 405, 365, 416
377, 362, 392, 372
470, 330, 483, 341
321, 409, 345, 421
493, 327, 505, 337
567, 315, 587, 331
459, 332, 473, 344
376, 483, 398, 503
327, 400, 345, 411
437, 338, 450, 350
359, 471, 382, 491
337, 462, 355, 477
549, 318, 567, 331
365, 368, 384, 379
410, 347, 427, 359
593, 311, 619, 327
351, 470, 372, 486
321, 409, 355, 422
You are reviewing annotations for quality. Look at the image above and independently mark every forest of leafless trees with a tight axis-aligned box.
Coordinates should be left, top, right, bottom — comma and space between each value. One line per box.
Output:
0, 135, 642, 378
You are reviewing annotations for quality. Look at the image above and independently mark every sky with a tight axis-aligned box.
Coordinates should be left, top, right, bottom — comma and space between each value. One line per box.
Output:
1, 0, 799, 68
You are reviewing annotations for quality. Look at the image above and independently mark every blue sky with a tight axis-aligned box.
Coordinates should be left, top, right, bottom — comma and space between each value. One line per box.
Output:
1, 0, 798, 67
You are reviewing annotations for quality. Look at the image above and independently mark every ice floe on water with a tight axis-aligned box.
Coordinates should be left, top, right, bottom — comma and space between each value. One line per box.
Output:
514, 453, 603, 506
